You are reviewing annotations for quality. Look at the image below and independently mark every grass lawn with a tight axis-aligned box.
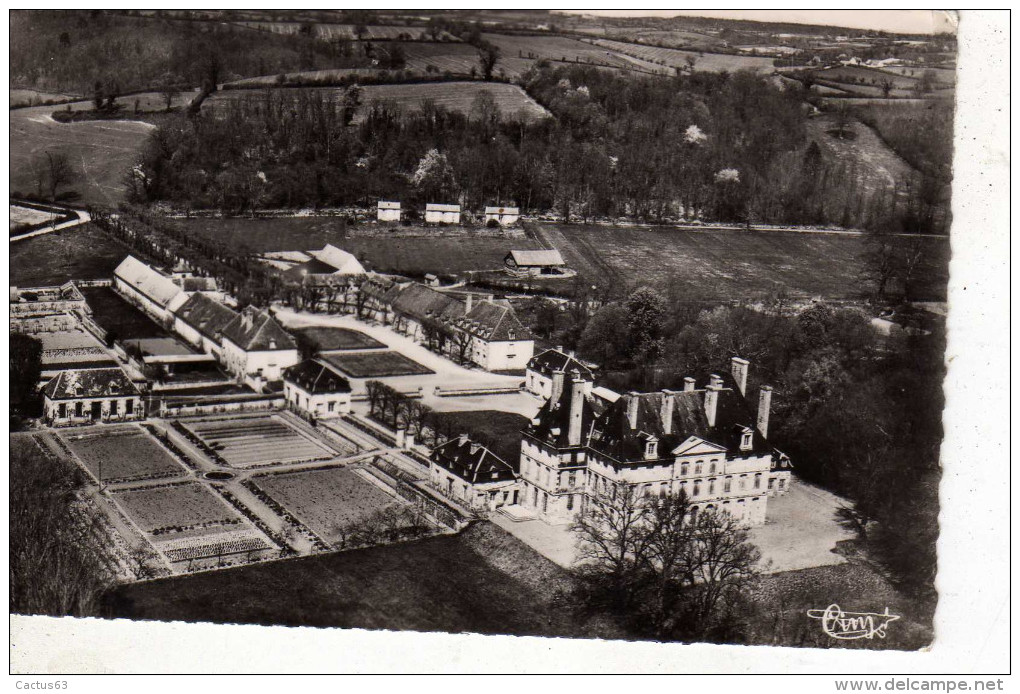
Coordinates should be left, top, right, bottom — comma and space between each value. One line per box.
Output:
102, 522, 600, 638
433, 410, 528, 466
80, 287, 170, 340
533, 223, 950, 301
253, 467, 397, 543
171, 216, 545, 275
10, 225, 129, 286
295, 326, 386, 351
322, 351, 434, 378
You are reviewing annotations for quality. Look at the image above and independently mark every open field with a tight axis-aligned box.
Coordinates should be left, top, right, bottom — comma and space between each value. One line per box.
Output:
103, 521, 591, 637
62, 426, 186, 483
294, 326, 386, 351
482, 34, 646, 73
357, 82, 550, 122
813, 65, 920, 91
10, 224, 129, 286
400, 42, 483, 75
171, 217, 546, 275
10, 204, 61, 231
532, 223, 950, 301
322, 351, 434, 378
574, 27, 721, 50
184, 415, 339, 467
806, 115, 916, 197
234, 21, 434, 41
80, 287, 170, 340
591, 39, 775, 73
10, 104, 154, 206
10, 88, 81, 108
111, 482, 242, 534
253, 467, 397, 543
880, 65, 955, 85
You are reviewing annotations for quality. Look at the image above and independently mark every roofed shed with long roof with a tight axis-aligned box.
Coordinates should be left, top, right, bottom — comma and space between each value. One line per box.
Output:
114, 255, 184, 309
174, 293, 237, 341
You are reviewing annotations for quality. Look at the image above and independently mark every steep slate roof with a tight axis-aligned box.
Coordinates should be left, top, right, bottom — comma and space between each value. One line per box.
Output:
431, 437, 517, 483
507, 249, 565, 267
174, 293, 237, 341
283, 359, 351, 394
221, 307, 297, 352
309, 245, 366, 275
461, 300, 529, 341
588, 372, 770, 464
114, 256, 183, 308
527, 348, 594, 380
43, 367, 140, 400
524, 379, 600, 451
388, 282, 530, 342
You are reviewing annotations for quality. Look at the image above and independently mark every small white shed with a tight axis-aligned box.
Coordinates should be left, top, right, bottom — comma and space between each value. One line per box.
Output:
484, 206, 520, 226
377, 201, 401, 222
425, 203, 461, 224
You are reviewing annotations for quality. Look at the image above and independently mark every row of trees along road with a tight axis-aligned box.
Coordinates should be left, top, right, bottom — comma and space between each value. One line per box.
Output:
132, 63, 947, 234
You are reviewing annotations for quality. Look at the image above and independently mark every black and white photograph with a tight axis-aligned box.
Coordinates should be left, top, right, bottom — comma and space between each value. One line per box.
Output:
6, 7, 1010, 680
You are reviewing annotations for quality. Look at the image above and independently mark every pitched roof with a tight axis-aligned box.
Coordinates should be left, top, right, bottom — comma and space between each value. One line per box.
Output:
284, 257, 343, 281
309, 245, 366, 275
431, 437, 517, 484
525, 379, 599, 450
588, 373, 771, 463
485, 206, 519, 215
507, 249, 565, 267
527, 348, 594, 380
221, 307, 297, 352
389, 283, 531, 342
391, 283, 461, 321
43, 367, 140, 400
114, 255, 183, 308
283, 359, 352, 394
174, 293, 238, 342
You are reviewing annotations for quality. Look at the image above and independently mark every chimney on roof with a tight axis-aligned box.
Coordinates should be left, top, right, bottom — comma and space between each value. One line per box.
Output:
567, 377, 586, 446
459, 433, 469, 446
704, 385, 720, 428
556, 345, 563, 353
470, 442, 481, 455
626, 392, 640, 430
465, 293, 473, 315
709, 373, 723, 389
731, 357, 749, 396
683, 376, 696, 392
757, 386, 773, 438
550, 369, 566, 405
660, 390, 675, 435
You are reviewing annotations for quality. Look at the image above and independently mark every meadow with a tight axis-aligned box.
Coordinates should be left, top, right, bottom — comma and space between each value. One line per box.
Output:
590, 38, 775, 73
10, 225, 129, 286
356, 82, 550, 122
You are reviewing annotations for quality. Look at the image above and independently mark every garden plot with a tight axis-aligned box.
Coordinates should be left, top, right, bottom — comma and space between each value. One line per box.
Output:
39, 330, 113, 368
111, 482, 274, 567
322, 351, 434, 378
61, 426, 187, 483
253, 467, 398, 544
294, 326, 386, 351
184, 415, 339, 467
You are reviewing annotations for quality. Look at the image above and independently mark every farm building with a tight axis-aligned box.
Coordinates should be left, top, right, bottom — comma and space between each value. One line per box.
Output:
504, 249, 567, 277
283, 358, 352, 420
377, 200, 402, 222
430, 434, 519, 512
220, 307, 300, 388
309, 244, 367, 275
484, 206, 520, 226
172, 292, 238, 357
265, 245, 366, 279
525, 348, 594, 399
425, 203, 461, 224
113, 256, 187, 323
386, 283, 534, 371
517, 357, 791, 525
42, 367, 143, 426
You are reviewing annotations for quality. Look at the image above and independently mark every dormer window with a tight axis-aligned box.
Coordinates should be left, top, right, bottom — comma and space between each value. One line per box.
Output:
740, 428, 753, 451
645, 440, 658, 459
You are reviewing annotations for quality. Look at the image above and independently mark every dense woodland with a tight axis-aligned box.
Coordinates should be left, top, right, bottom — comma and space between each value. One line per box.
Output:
131, 64, 949, 233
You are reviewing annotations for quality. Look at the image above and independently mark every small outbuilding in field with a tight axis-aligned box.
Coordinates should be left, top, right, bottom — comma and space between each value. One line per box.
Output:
43, 367, 143, 426
484, 206, 520, 227
377, 201, 402, 222
425, 203, 461, 225
504, 249, 567, 277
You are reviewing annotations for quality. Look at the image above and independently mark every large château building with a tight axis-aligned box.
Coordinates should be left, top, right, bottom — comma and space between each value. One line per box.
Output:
517, 357, 790, 526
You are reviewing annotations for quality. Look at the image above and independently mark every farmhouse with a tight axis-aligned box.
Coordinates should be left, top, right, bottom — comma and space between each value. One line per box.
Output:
517, 357, 790, 525
42, 367, 143, 426
387, 283, 534, 371
283, 358, 352, 419
425, 203, 461, 224
525, 348, 594, 398
484, 206, 520, 226
377, 200, 402, 222
113, 255, 187, 323
430, 434, 519, 512
220, 307, 300, 388
172, 292, 237, 357
504, 249, 566, 277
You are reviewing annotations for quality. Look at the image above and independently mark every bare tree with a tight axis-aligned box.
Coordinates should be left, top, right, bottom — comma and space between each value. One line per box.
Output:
159, 71, 181, 111
478, 41, 500, 80
44, 151, 75, 201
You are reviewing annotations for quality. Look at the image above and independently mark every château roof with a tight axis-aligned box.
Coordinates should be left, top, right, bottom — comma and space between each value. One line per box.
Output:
283, 359, 351, 394
527, 348, 594, 380
174, 293, 237, 342
221, 307, 297, 352
431, 437, 517, 483
43, 367, 140, 400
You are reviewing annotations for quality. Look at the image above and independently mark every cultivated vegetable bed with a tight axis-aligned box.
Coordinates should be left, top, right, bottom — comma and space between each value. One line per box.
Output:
62, 426, 187, 483
183, 415, 337, 467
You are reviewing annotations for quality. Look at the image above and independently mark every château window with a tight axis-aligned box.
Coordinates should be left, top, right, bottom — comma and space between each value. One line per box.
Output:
709, 462, 716, 474
754, 475, 761, 489
724, 479, 732, 493
645, 441, 657, 458
708, 480, 715, 495
681, 463, 689, 477
741, 430, 753, 450
695, 462, 703, 475
693, 481, 701, 497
